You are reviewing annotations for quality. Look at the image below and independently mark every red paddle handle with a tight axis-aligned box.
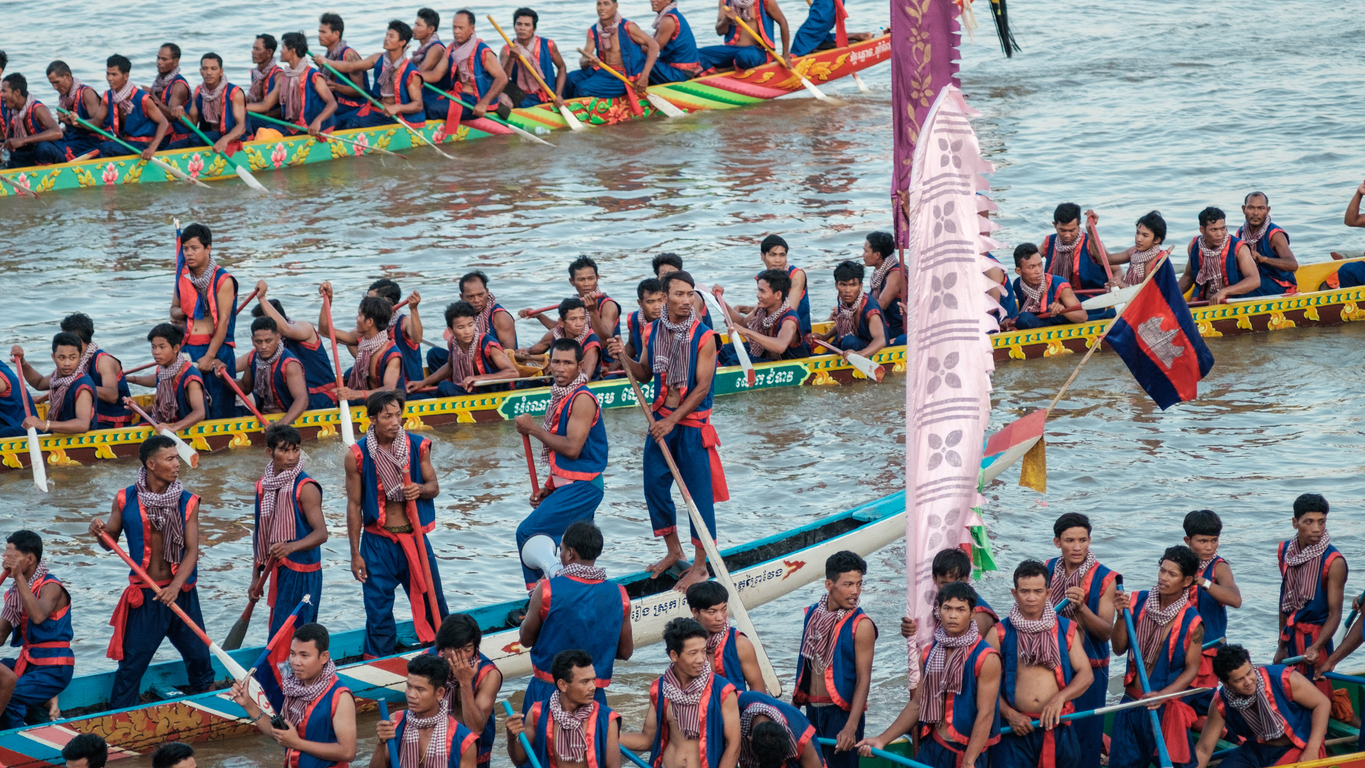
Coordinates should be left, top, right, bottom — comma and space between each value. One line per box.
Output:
216, 369, 268, 427
321, 295, 346, 388
97, 530, 214, 649
10, 356, 34, 421
811, 338, 841, 355
523, 304, 559, 318
522, 434, 540, 494
1088, 220, 1115, 282
234, 288, 260, 316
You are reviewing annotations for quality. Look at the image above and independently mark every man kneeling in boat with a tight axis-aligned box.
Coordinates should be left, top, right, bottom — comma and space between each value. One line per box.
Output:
98, 54, 171, 159
648, 0, 703, 84
345, 391, 448, 659
9, 332, 96, 435
816, 260, 886, 361
320, 291, 404, 404
1192, 644, 1328, 768
0, 531, 73, 728
565, 0, 660, 100
1010, 244, 1087, 330
715, 269, 810, 360
508, 649, 623, 768
2, 74, 66, 168
250, 424, 327, 637
408, 301, 518, 398
214, 317, 312, 427
165, 53, 247, 157
687, 580, 765, 693
428, 614, 503, 767
91, 435, 213, 709
1238, 192, 1298, 297
320, 21, 426, 130
987, 560, 1092, 768
1178, 207, 1261, 305
125, 323, 207, 433
247, 32, 336, 138
623, 617, 740, 768
231, 622, 357, 768
697, 0, 794, 75
373, 654, 480, 768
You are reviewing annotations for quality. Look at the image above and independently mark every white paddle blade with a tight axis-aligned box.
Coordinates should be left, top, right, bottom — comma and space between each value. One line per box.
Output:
731, 335, 756, 387
800, 77, 832, 102
646, 93, 687, 118
209, 643, 275, 717
25, 427, 47, 493
160, 428, 199, 468
339, 404, 356, 446
1081, 284, 1141, 310
559, 105, 587, 131
154, 158, 210, 188
507, 122, 555, 147
849, 353, 886, 383
234, 164, 270, 194
852, 73, 871, 93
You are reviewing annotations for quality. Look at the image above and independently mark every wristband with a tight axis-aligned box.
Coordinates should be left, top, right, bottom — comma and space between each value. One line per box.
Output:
1202, 578, 1213, 590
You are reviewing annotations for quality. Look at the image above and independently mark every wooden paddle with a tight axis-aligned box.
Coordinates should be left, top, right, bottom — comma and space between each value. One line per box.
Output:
125, 361, 157, 375
97, 530, 277, 717
488, 16, 587, 132
473, 373, 550, 387
222, 557, 275, 651
175, 115, 270, 193
320, 292, 356, 447
573, 48, 686, 119
53, 106, 212, 188
620, 365, 783, 695
724, 15, 832, 102
234, 287, 260, 315
698, 287, 756, 387
811, 338, 886, 382
215, 368, 269, 428
248, 112, 410, 160
311, 57, 456, 160
521, 434, 541, 497
9, 356, 48, 493
123, 397, 199, 468
377, 701, 402, 768
0, 173, 41, 200
1086, 218, 1116, 284
1116, 574, 1174, 768
417, 81, 555, 146
800, 0, 870, 93
521, 303, 560, 318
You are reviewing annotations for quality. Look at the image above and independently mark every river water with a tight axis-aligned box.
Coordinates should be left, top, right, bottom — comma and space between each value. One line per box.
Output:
2, 0, 1365, 764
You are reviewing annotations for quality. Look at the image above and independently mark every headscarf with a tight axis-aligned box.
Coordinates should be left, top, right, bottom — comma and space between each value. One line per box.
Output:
653, 306, 697, 387
661, 661, 712, 740
256, 454, 306, 564
1280, 533, 1331, 616
135, 465, 187, 566
920, 622, 981, 724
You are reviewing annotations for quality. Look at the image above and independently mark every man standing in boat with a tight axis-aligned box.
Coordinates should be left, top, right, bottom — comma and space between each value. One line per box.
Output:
1273, 493, 1346, 696
862, 232, 904, 344
98, 54, 172, 159
429, 614, 502, 768
171, 223, 238, 421
621, 617, 740, 768
9, 333, 96, 435
697, 0, 795, 75
815, 261, 887, 360
518, 522, 632, 710
246, 32, 337, 138
608, 271, 728, 589
793, 551, 875, 768
372, 654, 480, 768
250, 288, 342, 411
91, 435, 213, 709
1011, 244, 1088, 329
0, 531, 73, 729
231, 623, 357, 768
125, 324, 208, 433
686, 580, 765, 693
513, 339, 608, 588
344, 391, 448, 659
565, 0, 660, 99
1182, 510, 1242, 715
714, 269, 810, 361
507, 649, 623, 768
987, 560, 1093, 768
213, 317, 312, 427
1193, 644, 1328, 768
250, 424, 327, 637
1178, 207, 1262, 305
1238, 192, 1299, 296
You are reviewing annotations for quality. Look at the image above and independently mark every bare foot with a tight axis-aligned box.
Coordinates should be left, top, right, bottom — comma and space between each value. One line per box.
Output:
672, 563, 709, 592
46, 697, 59, 721
648, 550, 683, 579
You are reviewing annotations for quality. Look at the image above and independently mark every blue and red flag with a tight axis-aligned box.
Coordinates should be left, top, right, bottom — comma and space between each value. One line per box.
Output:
251, 596, 312, 714
1106, 259, 1215, 409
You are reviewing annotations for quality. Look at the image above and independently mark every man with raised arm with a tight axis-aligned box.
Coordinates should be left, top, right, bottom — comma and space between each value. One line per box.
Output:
429, 614, 503, 768
252, 289, 342, 411
520, 298, 602, 382
409, 302, 518, 398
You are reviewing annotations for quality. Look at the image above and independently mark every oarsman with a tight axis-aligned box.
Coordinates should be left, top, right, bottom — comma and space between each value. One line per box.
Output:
169, 53, 247, 156
520, 298, 602, 381
372, 654, 480, 768
247, 32, 336, 138
410, 8, 450, 120
1178, 207, 1262, 305
1041, 204, 1107, 295
9, 333, 96, 434
1045, 512, 1116, 768
1194, 645, 1328, 768
714, 269, 810, 361
0, 531, 73, 729
1109, 546, 1205, 768
2, 74, 66, 168
648, 0, 702, 83
754, 235, 810, 333
862, 232, 903, 344
245, 34, 285, 131
856, 582, 1000, 768
316, 289, 404, 403
686, 581, 765, 693
427, 11, 510, 121
1274, 493, 1346, 695
790, 0, 871, 56
0, 357, 29, 438
367, 279, 425, 387
697, 0, 794, 76
426, 271, 518, 373
314, 13, 370, 128
408, 302, 519, 397
172, 223, 239, 420
320, 21, 426, 130
213, 317, 311, 426
46, 61, 106, 160
1238, 192, 1299, 295
527, 257, 620, 376
737, 691, 822, 768
429, 614, 502, 767
91, 435, 213, 709
608, 272, 728, 589
507, 649, 623, 768
651, 253, 713, 329
623, 278, 666, 365
512, 342, 608, 587
251, 292, 343, 411
1329, 180, 1365, 287
519, 522, 632, 709
344, 391, 448, 659
1182, 510, 1241, 713
148, 43, 193, 148
621, 617, 740, 768
1011, 244, 1087, 329
61, 734, 109, 768
1082, 210, 1168, 289
251, 425, 326, 636
151, 743, 196, 768
817, 261, 886, 360
230, 623, 357, 768
57, 312, 133, 430
986, 560, 1093, 768
793, 551, 874, 768
899, 548, 998, 639
984, 252, 1018, 330
566, 0, 661, 99
497, 8, 569, 109
124, 324, 208, 433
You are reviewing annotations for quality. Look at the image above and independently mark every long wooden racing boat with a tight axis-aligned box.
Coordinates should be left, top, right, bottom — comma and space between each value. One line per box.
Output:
0, 36, 890, 197
0, 492, 906, 767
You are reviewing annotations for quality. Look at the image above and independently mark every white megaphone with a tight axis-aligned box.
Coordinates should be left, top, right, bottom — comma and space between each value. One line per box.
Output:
520, 535, 564, 582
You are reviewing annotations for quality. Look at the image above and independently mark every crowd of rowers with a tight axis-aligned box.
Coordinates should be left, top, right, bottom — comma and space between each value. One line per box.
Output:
0, 0, 874, 168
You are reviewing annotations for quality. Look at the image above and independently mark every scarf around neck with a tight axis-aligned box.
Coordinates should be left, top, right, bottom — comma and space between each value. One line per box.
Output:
1016, 275, 1047, 315
366, 426, 410, 502
1196, 233, 1231, 296
1240, 218, 1271, 253
153, 354, 191, 423
1046, 233, 1084, 282
411, 31, 444, 67
252, 344, 285, 407
58, 77, 87, 112
1007, 602, 1061, 670
48, 342, 94, 417
279, 59, 312, 121
654, 306, 696, 388
562, 561, 607, 581
256, 455, 305, 563
1125, 245, 1163, 285
540, 371, 589, 464
548, 692, 594, 763
198, 79, 230, 127
249, 57, 279, 102
474, 294, 498, 337
921, 623, 981, 724
151, 66, 183, 100
834, 294, 864, 338
1049, 551, 1096, 619
280, 659, 337, 727
1222, 670, 1286, 742
136, 466, 187, 566
348, 332, 390, 390
0, 560, 48, 626
595, 15, 623, 50
1281, 533, 1331, 615
745, 298, 791, 356
870, 255, 900, 295
400, 701, 451, 768
1135, 589, 1189, 668
449, 36, 481, 85
9, 95, 38, 139
661, 662, 712, 740
109, 79, 138, 117
801, 596, 851, 672
447, 335, 479, 387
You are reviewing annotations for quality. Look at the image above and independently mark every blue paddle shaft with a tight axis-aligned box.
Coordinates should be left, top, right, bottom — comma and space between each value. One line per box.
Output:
502, 700, 545, 768
815, 738, 935, 768
1119, 583, 1174, 768
378, 701, 400, 768
620, 747, 652, 768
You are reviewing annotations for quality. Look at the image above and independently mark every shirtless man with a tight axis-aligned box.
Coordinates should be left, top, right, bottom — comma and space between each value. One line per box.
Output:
565, 0, 660, 99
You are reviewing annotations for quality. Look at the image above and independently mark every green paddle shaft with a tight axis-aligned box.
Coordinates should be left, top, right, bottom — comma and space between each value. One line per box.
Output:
54, 106, 142, 156
177, 116, 242, 168
418, 82, 505, 126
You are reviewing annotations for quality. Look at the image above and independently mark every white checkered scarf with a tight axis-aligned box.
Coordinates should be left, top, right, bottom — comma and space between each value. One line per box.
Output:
562, 562, 607, 581
449, 36, 481, 86
109, 79, 138, 117
540, 371, 588, 464
661, 661, 712, 740
1049, 551, 1096, 619
921, 622, 980, 724
1125, 246, 1163, 285
252, 344, 285, 407
256, 454, 305, 563
0, 559, 48, 626
279, 660, 338, 726
154, 354, 191, 424
1135, 588, 1189, 669
151, 65, 183, 101
8, 95, 38, 140
376, 51, 406, 99
1007, 602, 1061, 670
653, 306, 697, 388
348, 331, 390, 391
801, 596, 850, 673
1046, 233, 1084, 282
249, 58, 278, 102
834, 294, 865, 339
447, 336, 479, 388
652, 2, 679, 29
1239, 218, 1271, 254
48, 342, 97, 419
745, 298, 791, 357
279, 58, 312, 121
870, 256, 899, 295
366, 426, 410, 502
400, 700, 452, 768
706, 620, 734, 656
552, 321, 592, 346
58, 76, 87, 112
197, 79, 230, 127
739, 702, 795, 768
136, 466, 187, 566
474, 293, 498, 337
1222, 669, 1286, 742
187, 256, 220, 312
594, 14, 623, 50
1280, 533, 1331, 616
1195, 233, 1231, 297
548, 692, 594, 763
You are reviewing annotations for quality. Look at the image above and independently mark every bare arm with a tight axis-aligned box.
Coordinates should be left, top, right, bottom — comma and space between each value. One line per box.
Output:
834, 619, 875, 750
493, 312, 518, 350
34, 389, 94, 434
94, 352, 124, 404
961, 654, 1000, 766
468, 666, 502, 737
1217, 244, 1262, 301
619, 700, 657, 752
519, 584, 545, 647
475, 49, 510, 112
549, 43, 569, 103
418, 44, 447, 80
345, 449, 367, 584
1193, 702, 1224, 768
854, 313, 886, 359
416, 442, 439, 500
167, 380, 206, 432
625, 22, 659, 88
1345, 181, 1365, 228
718, 692, 740, 768
1306, 558, 1347, 662
1055, 286, 1089, 324
507, 710, 534, 765
272, 482, 327, 561
605, 718, 622, 768
280, 360, 310, 426
1289, 669, 1330, 759
1258, 230, 1298, 273
735, 633, 766, 694
616, 601, 634, 660
1206, 560, 1242, 610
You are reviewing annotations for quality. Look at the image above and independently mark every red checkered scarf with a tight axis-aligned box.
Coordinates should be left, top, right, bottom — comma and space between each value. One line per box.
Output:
745, 298, 791, 357
1007, 602, 1061, 670
739, 701, 795, 768
540, 372, 588, 464
1016, 275, 1048, 315
249, 58, 278, 102
1195, 233, 1231, 297
108, 79, 139, 118
136, 466, 187, 566
1280, 533, 1331, 616
253, 344, 285, 407
198, 79, 229, 127
58, 77, 87, 112
474, 294, 498, 337
154, 355, 191, 423
411, 31, 444, 67
1239, 218, 1271, 253
661, 661, 712, 740
48, 342, 96, 419
834, 294, 865, 339
449, 36, 481, 86
0, 560, 47, 626
440, 652, 479, 707
1135, 589, 1189, 669
280, 660, 338, 726
921, 622, 980, 724
348, 332, 390, 391
652, 2, 679, 28
801, 597, 850, 673
1125, 246, 1163, 285
594, 14, 624, 50
508, 38, 544, 94
256, 455, 305, 563
1049, 551, 1096, 619
653, 306, 697, 388
1222, 669, 1286, 742
870, 256, 900, 295
562, 562, 607, 581
8, 94, 38, 140
279, 58, 312, 122
376, 51, 406, 99
548, 692, 594, 763
151, 65, 183, 101
1046, 233, 1084, 282
446, 336, 479, 387
552, 321, 592, 346
366, 427, 410, 501
400, 701, 452, 768
706, 621, 733, 655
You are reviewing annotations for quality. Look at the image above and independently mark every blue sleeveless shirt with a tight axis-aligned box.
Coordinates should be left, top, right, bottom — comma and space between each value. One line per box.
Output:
649, 672, 737, 768
793, 604, 876, 710
253, 471, 322, 569
531, 573, 629, 688
530, 698, 619, 768
350, 432, 435, 530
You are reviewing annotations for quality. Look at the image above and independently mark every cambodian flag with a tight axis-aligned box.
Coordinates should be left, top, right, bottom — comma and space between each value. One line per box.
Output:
1106, 259, 1215, 409
251, 596, 312, 714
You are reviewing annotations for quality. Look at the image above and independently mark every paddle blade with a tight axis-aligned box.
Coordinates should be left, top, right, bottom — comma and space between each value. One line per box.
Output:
848, 353, 884, 382
25, 427, 47, 493
1081, 284, 1141, 310
852, 73, 871, 94
507, 122, 555, 147
338, 403, 356, 446
734, 337, 755, 387
646, 92, 687, 118
800, 76, 832, 102
160, 429, 199, 468
221, 601, 256, 651
153, 158, 210, 188
235, 164, 270, 194
559, 105, 587, 131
